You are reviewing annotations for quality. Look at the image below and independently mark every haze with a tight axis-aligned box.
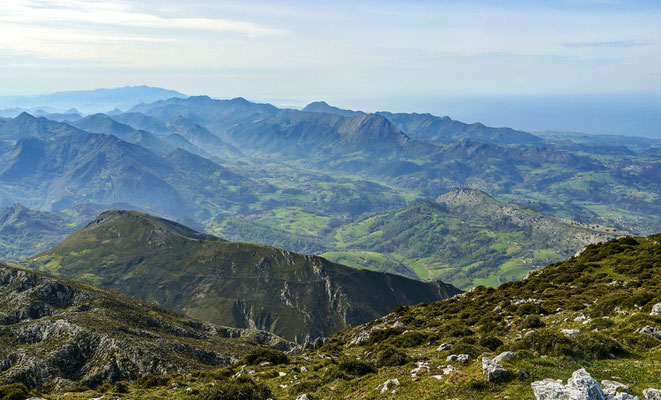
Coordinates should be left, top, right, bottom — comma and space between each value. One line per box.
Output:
1, 0, 660, 136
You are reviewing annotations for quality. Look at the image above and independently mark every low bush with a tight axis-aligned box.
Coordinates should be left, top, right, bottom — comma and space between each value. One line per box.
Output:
0, 383, 29, 400
197, 377, 273, 400
478, 336, 504, 351
375, 346, 410, 367
337, 360, 377, 376
136, 374, 171, 388
113, 381, 130, 394
389, 331, 427, 348
522, 315, 546, 329
242, 347, 288, 366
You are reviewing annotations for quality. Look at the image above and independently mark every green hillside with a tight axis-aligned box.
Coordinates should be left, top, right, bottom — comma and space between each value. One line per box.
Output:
23, 210, 460, 342
323, 188, 627, 289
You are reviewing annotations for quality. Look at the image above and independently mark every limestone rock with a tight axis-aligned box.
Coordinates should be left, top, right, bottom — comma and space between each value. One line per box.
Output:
437, 343, 452, 351
562, 329, 583, 338
482, 352, 515, 382
650, 303, 661, 316
446, 354, 469, 364
644, 388, 661, 400
377, 378, 400, 394
532, 368, 605, 399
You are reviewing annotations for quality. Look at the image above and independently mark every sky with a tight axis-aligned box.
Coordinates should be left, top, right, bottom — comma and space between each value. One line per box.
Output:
0, 0, 660, 135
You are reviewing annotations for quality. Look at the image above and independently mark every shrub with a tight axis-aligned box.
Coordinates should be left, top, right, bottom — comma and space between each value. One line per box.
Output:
136, 374, 171, 388
337, 360, 377, 376
97, 383, 112, 393
389, 331, 427, 348
447, 326, 474, 337
578, 333, 626, 359
376, 346, 410, 367
588, 318, 614, 330
366, 328, 405, 346
522, 315, 546, 329
113, 381, 130, 394
517, 303, 546, 316
518, 329, 573, 357
197, 377, 273, 400
478, 336, 504, 351
0, 383, 29, 400
242, 347, 288, 365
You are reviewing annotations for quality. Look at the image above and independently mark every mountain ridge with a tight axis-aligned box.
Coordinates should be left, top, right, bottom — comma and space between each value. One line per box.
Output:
24, 210, 462, 342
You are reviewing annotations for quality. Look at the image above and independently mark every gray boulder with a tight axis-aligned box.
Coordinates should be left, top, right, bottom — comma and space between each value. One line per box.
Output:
482, 351, 515, 382
562, 329, 583, 338
650, 303, 661, 316
532, 368, 605, 399
446, 354, 470, 364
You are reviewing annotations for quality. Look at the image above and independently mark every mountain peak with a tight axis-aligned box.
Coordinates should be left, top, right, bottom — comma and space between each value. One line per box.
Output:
89, 209, 220, 242
15, 111, 37, 121
302, 101, 364, 117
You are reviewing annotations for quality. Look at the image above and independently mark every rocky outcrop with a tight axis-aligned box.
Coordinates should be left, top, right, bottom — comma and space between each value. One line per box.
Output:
532, 369, 643, 400
532, 369, 604, 399
0, 263, 294, 390
482, 351, 515, 382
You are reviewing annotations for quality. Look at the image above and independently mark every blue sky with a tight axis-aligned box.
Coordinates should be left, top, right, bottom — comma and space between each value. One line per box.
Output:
0, 0, 660, 109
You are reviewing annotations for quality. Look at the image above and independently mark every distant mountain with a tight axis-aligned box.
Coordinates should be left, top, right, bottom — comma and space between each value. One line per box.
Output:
0, 112, 84, 140
0, 262, 292, 390
323, 188, 627, 289
0, 204, 85, 261
0, 86, 185, 114
376, 111, 543, 146
302, 101, 364, 117
536, 130, 661, 153
131, 96, 432, 157
24, 210, 461, 342
299, 101, 542, 146
0, 113, 264, 216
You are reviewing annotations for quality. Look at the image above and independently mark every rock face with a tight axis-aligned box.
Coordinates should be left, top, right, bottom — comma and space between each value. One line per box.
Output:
532, 369, 605, 400
0, 263, 293, 390
644, 388, 661, 400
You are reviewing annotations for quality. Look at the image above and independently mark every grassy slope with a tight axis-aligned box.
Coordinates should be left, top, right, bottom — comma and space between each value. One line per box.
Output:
48, 234, 661, 399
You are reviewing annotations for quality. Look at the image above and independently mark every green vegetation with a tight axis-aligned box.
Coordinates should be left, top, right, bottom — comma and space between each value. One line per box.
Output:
37, 234, 661, 399
323, 189, 626, 288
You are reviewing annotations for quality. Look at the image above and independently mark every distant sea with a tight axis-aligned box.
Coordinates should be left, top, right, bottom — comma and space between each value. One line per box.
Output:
330, 93, 661, 139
